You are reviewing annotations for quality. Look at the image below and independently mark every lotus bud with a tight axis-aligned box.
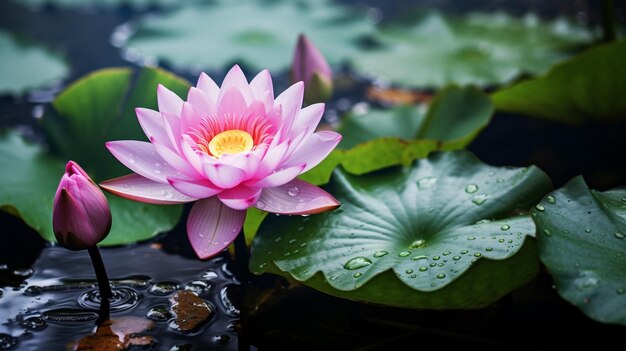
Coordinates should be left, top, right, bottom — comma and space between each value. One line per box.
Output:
52, 161, 111, 250
291, 34, 333, 105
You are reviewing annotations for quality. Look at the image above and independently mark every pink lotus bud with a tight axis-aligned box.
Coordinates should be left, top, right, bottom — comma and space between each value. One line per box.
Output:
291, 34, 333, 105
53, 161, 112, 250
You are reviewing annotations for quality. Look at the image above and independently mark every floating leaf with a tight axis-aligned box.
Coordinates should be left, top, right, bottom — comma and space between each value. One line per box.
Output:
1, 67, 189, 245
251, 151, 552, 309
533, 176, 626, 325
492, 40, 626, 124
352, 12, 591, 88
339, 86, 493, 149
0, 30, 68, 95
117, 0, 374, 71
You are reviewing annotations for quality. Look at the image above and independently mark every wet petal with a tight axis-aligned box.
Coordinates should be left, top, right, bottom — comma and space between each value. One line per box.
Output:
167, 176, 222, 198
157, 84, 183, 115
255, 179, 340, 215
197, 72, 219, 104
187, 197, 246, 259
100, 174, 196, 204
106, 140, 177, 183
203, 162, 247, 189
284, 131, 341, 173
217, 185, 262, 210
248, 164, 305, 188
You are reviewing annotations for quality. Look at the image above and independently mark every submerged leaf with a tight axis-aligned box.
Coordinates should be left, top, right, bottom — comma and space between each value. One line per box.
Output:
252, 151, 552, 308
0, 29, 68, 95
533, 176, 626, 325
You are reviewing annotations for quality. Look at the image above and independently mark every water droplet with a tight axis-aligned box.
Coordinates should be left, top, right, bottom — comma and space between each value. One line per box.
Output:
353, 272, 362, 278
474, 253, 482, 257
288, 238, 297, 244
128, 153, 136, 164
442, 251, 451, 256
297, 226, 304, 232
149, 281, 180, 296
452, 256, 461, 261
212, 334, 230, 344
575, 270, 600, 290
543, 229, 552, 236
24, 286, 44, 296
406, 269, 414, 274
185, 280, 211, 295
465, 184, 478, 194
398, 251, 411, 257
419, 267, 428, 272
621, 197, 626, 203
202, 271, 218, 280
501, 224, 510, 231
535, 204, 545, 211
146, 305, 172, 321
436, 273, 446, 279
563, 230, 569, 235
344, 257, 372, 270
616, 288, 625, 295
485, 247, 493, 252
411, 255, 427, 261
410, 239, 426, 248
429, 263, 437, 267
614, 232, 625, 239
472, 194, 488, 205
432, 255, 440, 261
546, 195, 556, 204
417, 177, 437, 189
0, 334, 18, 349
287, 186, 300, 197
22, 316, 46, 331
13, 268, 34, 278
256, 200, 266, 209
373, 251, 388, 258
467, 236, 476, 241
274, 237, 282, 243
585, 228, 592, 233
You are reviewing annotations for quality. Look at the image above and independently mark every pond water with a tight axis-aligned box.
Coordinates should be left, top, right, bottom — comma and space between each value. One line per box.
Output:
1, 0, 626, 350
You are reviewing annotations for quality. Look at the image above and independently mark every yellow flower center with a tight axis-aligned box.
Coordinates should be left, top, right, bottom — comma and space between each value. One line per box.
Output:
208, 130, 253, 158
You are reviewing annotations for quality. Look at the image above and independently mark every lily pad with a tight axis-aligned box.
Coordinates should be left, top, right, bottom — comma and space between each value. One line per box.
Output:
532, 176, 626, 325
0, 30, 69, 95
117, 0, 374, 71
1, 67, 189, 246
339, 86, 493, 149
352, 12, 591, 88
492, 40, 626, 124
251, 151, 552, 309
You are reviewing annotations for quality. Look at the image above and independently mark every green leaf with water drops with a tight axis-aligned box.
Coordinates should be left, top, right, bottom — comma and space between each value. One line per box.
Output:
492, 40, 626, 124
118, 0, 374, 71
251, 151, 552, 309
338, 86, 493, 149
532, 176, 626, 325
2, 67, 190, 246
351, 12, 591, 88
0, 29, 69, 95
0, 131, 182, 246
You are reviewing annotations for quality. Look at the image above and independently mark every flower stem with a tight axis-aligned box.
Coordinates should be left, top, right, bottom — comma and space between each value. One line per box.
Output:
88, 246, 112, 300
234, 231, 250, 279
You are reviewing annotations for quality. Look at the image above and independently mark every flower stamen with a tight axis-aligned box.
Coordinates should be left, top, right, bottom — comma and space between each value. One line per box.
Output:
207, 130, 253, 158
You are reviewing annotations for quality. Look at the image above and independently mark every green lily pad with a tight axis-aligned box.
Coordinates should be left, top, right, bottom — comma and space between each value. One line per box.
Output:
492, 40, 626, 124
1, 67, 189, 246
0, 131, 181, 246
339, 86, 493, 149
251, 151, 552, 309
0, 30, 69, 95
532, 176, 626, 325
118, 0, 374, 71
352, 12, 591, 88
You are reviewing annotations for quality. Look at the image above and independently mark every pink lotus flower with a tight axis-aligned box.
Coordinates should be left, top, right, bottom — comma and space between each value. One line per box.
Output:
53, 161, 112, 250
100, 65, 341, 259
291, 34, 333, 104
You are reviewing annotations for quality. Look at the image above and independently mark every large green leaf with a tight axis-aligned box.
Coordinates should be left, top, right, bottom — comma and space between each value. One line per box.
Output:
0, 30, 68, 95
118, 0, 374, 71
352, 12, 591, 88
251, 151, 552, 309
43, 67, 190, 179
339, 86, 493, 149
0, 131, 181, 246
492, 40, 626, 124
532, 176, 626, 325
